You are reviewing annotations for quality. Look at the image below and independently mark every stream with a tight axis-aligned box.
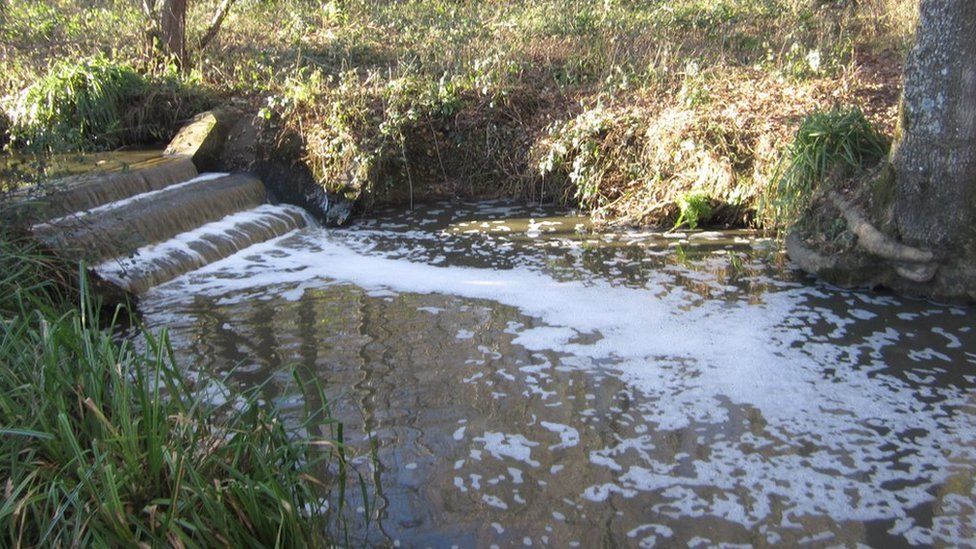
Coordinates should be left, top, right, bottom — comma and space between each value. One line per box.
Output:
135, 201, 976, 547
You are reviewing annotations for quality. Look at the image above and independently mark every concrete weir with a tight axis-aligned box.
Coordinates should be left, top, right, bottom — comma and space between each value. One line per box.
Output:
31, 116, 313, 294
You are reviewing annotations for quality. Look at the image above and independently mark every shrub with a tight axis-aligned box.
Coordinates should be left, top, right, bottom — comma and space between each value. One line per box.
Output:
536, 104, 755, 227
764, 106, 889, 228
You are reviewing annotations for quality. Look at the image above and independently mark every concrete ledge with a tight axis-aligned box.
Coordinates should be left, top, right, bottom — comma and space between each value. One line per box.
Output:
164, 107, 242, 172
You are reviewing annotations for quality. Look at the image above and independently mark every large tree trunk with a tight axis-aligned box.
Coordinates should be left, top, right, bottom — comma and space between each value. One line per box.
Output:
891, 0, 976, 250
160, 0, 188, 68
787, 0, 976, 300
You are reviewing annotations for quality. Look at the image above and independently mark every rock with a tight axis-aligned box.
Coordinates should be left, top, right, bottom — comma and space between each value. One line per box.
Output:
164, 106, 242, 172
217, 114, 355, 227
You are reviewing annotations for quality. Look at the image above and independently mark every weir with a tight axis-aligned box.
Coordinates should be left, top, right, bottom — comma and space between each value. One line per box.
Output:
31, 155, 312, 294
32, 156, 199, 219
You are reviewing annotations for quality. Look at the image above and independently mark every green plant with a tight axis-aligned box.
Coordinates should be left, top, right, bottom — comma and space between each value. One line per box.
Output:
0, 230, 353, 546
6, 57, 210, 152
765, 106, 889, 227
7, 57, 147, 151
674, 190, 713, 230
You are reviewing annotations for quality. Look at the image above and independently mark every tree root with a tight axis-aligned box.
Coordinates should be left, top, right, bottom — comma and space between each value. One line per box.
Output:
828, 191, 939, 282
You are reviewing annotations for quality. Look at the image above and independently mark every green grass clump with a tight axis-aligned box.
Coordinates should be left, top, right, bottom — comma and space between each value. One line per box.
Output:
674, 191, 713, 230
6, 57, 210, 152
7, 58, 146, 151
765, 106, 889, 227
0, 230, 347, 546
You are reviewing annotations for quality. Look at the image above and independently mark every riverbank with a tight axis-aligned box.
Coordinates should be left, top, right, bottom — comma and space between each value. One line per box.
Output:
1, 0, 915, 230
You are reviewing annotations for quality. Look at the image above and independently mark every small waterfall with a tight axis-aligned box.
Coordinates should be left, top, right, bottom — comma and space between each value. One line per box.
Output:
36, 156, 198, 220
35, 174, 268, 261
96, 204, 311, 294
29, 159, 318, 294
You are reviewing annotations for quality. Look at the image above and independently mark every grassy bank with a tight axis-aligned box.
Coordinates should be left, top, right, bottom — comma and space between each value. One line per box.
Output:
0, 227, 350, 545
1, 0, 915, 228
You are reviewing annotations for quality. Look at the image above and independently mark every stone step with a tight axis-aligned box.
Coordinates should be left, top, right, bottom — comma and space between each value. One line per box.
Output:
31, 155, 199, 220
34, 173, 267, 262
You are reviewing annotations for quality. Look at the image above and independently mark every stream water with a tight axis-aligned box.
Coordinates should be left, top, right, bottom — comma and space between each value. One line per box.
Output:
0, 149, 163, 191
135, 201, 975, 547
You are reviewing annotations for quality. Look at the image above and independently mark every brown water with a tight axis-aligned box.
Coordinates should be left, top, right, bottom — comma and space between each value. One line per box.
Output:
136, 201, 976, 547
0, 149, 165, 194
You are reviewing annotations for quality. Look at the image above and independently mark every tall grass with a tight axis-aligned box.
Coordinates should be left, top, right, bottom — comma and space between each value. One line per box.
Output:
6, 57, 211, 152
0, 230, 348, 546
7, 58, 146, 151
763, 106, 889, 228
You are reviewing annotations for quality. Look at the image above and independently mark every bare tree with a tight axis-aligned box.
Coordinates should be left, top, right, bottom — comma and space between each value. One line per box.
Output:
789, 0, 976, 299
159, 0, 187, 67
199, 0, 236, 52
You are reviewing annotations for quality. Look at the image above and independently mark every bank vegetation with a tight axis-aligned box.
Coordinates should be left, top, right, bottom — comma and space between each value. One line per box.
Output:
1, 0, 917, 230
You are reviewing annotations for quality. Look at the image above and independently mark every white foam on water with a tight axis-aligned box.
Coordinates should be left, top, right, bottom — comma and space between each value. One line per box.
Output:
540, 422, 580, 450
474, 432, 541, 468
96, 203, 308, 290
145, 226, 976, 542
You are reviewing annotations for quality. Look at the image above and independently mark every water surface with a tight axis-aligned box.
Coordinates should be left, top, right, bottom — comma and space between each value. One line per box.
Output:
138, 201, 976, 547
0, 149, 163, 191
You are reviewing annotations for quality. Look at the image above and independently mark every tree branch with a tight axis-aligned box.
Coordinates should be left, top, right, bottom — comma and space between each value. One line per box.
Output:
198, 0, 237, 51
141, 0, 158, 20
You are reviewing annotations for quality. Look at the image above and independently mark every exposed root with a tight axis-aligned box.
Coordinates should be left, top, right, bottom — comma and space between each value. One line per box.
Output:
828, 191, 938, 282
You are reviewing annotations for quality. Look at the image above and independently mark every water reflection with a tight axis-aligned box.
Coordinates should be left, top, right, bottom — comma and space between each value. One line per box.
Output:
138, 201, 976, 546
0, 149, 162, 191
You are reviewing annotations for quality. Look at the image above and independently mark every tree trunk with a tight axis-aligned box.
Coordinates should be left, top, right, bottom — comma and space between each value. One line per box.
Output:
160, 0, 188, 68
891, 0, 976, 250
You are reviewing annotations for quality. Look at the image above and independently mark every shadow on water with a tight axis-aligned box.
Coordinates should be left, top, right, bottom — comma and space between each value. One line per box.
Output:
136, 201, 976, 547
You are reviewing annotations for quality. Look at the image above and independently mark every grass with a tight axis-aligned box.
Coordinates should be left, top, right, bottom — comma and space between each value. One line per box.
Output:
0, 228, 354, 546
6, 57, 212, 152
7, 58, 145, 151
762, 106, 890, 228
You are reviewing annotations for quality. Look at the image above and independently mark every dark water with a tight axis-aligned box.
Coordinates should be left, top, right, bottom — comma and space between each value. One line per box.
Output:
137, 201, 976, 547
